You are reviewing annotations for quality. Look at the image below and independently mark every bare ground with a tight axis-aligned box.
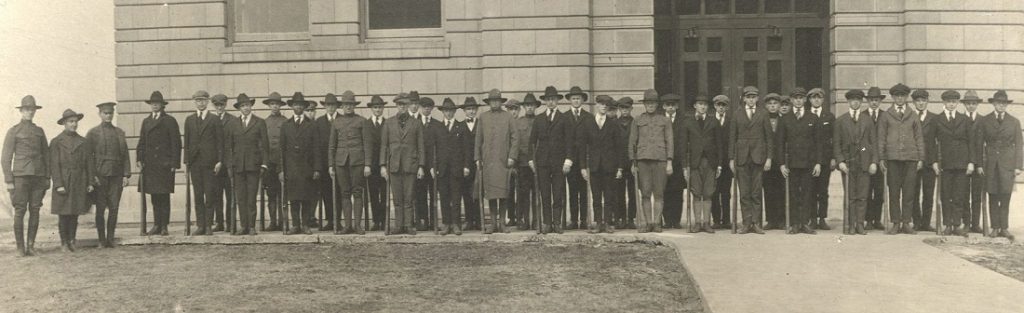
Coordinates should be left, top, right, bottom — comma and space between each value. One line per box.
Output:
0, 242, 703, 313
928, 240, 1024, 283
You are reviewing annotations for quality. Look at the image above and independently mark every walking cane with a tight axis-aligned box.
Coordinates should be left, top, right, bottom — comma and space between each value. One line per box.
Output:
227, 169, 238, 234
685, 186, 692, 232
185, 166, 192, 236
882, 167, 890, 233
433, 145, 441, 234
982, 192, 990, 237
331, 167, 339, 235
731, 175, 738, 234
533, 165, 542, 233
364, 178, 371, 232
478, 163, 486, 232
139, 167, 147, 236
585, 169, 594, 232
281, 163, 289, 235
259, 174, 266, 231
843, 172, 850, 234
935, 170, 943, 236
784, 172, 790, 233
385, 172, 393, 235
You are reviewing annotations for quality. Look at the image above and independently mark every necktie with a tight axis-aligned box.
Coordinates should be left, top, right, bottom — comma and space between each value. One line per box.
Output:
153, 112, 158, 119
852, 110, 859, 122
813, 108, 819, 117
446, 120, 451, 131
598, 116, 604, 129
719, 114, 725, 126
999, 113, 1004, 122
748, 107, 755, 118
550, 112, 555, 122
375, 118, 381, 127
947, 112, 952, 122
423, 116, 428, 125
795, 110, 802, 119
872, 110, 877, 121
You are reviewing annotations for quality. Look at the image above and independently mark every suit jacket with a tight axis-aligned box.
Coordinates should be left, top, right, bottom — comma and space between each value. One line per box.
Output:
919, 111, 939, 167
617, 115, 634, 169
876, 107, 925, 161
2, 120, 49, 182
729, 106, 775, 166
976, 112, 1023, 193
315, 114, 339, 172
681, 114, 721, 169
87, 122, 130, 178
431, 119, 470, 177
421, 117, 445, 171
531, 109, 574, 168
812, 109, 836, 166
511, 115, 535, 167
713, 111, 731, 168
667, 112, 687, 170
567, 108, 593, 167
224, 114, 270, 173
328, 114, 374, 167
137, 112, 181, 193
368, 115, 385, 167
779, 111, 822, 169
934, 111, 974, 169
280, 116, 322, 200
380, 112, 425, 174
184, 112, 224, 167
834, 111, 878, 171
580, 114, 624, 173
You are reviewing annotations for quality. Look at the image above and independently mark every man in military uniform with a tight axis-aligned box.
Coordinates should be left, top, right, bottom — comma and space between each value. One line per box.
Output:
565, 86, 592, 229
87, 102, 130, 247
976, 90, 1022, 239
710, 95, 732, 230
380, 94, 426, 235
280, 92, 322, 235
530, 87, 572, 234
50, 109, 95, 253
911, 89, 938, 232
629, 89, 673, 233
460, 97, 483, 231
730, 86, 773, 234
315, 93, 343, 231
779, 89, 822, 234
433, 98, 470, 235
212, 94, 239, 232
661, 93, 686, 229
3, 95, 49, 256
367, 96, 388, 231
762, 93, 785, 230
415, 96, 443, 231
835, 89, 879, 235
681, 95, 721, 233
960, 90, 985, 233
262, 92, 287, 231
512, 93, 540, 230
864, 87, 886, 230
876, 83, 924, 234
807, 88, 836, 230
616, 97, 637, 229
183, 90, 224, 236
137, 91, 182, 236
224, 94, 269, 235
327, 91, 372, 234
475, 89, 516, 234
504, 100, 521, 228
933, 90, 975, 236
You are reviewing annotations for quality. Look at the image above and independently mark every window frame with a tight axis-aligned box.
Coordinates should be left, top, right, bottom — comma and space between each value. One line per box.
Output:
228, 0, 313, 45
362, 0, 446, 41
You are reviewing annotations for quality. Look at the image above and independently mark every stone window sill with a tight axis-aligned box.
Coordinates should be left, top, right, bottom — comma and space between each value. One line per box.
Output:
221, 39, 450, 63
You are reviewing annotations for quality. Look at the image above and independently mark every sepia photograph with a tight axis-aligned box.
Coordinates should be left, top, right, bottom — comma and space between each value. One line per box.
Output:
1, 0, 1022, 312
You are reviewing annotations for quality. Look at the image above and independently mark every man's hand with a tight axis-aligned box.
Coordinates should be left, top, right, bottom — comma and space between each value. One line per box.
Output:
812, 164, 821, 177
56, 187, 66, 194
581, 169, 589, 180
476, 160, 481, 169
666, 162, 673, 176
868, 163, 878, 175
507, 158, 515, 168
562, 163, 571, 175
463, 168, 470, 177
878, 160, 887, 174
6, 183, 13, 192
966, 163, 975, 175
528, 160, 536, 172
364, 166, 372, 177
136, 161, 143, 170
417, 167, 424, 179
615, 169, 623, 180
172, 167, 178, 173
932, 163, 941, 175
763, 159, 772, 172
977, 167, 985, 176
780, 165, 790, 178
313, 171, 321, 180
838, 162, 849, 173
381, 167, 389, 179
631, 164, 639, 177
430, 168, 437, 178
683, 168, 690, 181
329, 166, 336, 178
214, 162, 222, 174
122, 177, 130, 187
87, 185, 94, 193
916, 161, 923, 171
730, 160, 736, 173
830, 159, 837, 171
279, 171, 284, 183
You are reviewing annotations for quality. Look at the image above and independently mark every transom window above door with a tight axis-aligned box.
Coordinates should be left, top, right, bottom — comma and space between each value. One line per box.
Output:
657, 0, 827, 16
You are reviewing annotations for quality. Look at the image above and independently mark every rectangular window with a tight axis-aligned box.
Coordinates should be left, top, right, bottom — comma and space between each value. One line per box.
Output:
706, 37, 722, 52
232, 0, 310, 43
655, 0, 674, 15
743, 37, 759, 52
743, 61, 759, 87
684, 61, 700, 108
707, 61, 723, 98
677, 0, 701, 15
765, 0, 790, 13
735, 0, 758, 14
655, 30, 677, 97
795, 0, 827, 14
705, 0, 730, 14
767, 36, 782, 51
366, 0, 443, 38
795, 28, 824, 90
683, 37, 699, 52
767, 60, 782, 94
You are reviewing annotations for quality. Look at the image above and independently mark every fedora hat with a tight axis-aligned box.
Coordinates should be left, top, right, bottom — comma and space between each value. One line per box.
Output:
286, 92, 314, 107
96, 102, 117, 110
541, 86, 563, 100
660, 93, 681, 105
521, 93, 541, 107
16, 95, 42, 110
617, 96, 635, 108
339, 90, 360, 105
211, 94, 228, 105
960, 90, 982, 103
641, 89, 659, 103
503, 99, 520, 110
234, 93, 256, 109
321, 93, 342, 106
565, 86, 588, 102
460, 96, 482, 109
368, 95, 388, 107
407, 91, 421, 104
192, 90, 210, 100
866, 87, 886, 100
394, 92, 409, 105
263, 92, 285, 105
439, 97, 459, 111
145, 91, 168, 105
889, 83, 911, 96
988, 90, 1013, 104
57, 109, 84, 125
484, 89, 507, 103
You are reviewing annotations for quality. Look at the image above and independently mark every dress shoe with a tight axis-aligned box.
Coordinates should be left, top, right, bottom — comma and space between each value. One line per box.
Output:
355, 226, 365, 235
999, 229, 1015, 241
303, 227, 313, 235
61, 242, 72, 253
737, 226, 749, 234
539, 224, 549, 234
703, 225, 715, 234
817, 219, 831, 230
752, 224, 765, 234
607, 225, 617, 234
652, 225, 663, 233
801, 225, 817, 235
482, 225, 493, 235
554, 225, 564, 234
266, 224, 281, 232
507, 219, 517, 227
870, 221, 884, 230
787, 226, 799, 234
146, 226, 160, 236
626, 222, 637, 229
953, 227, 968, 237
885, 224, 899, 235
320, 223, 334, 231
918, 224, 935, 232
901, 224, 916, 235
24, 241, 36, 256
988, 229, 1000, 238
212, 225, 225, 232
159, 227, 169, 236
969, 226, 983, 234
454, 225, 463, 236
855, 224, 867, 235
942, 227, 953, 236
568, 222, 579, 230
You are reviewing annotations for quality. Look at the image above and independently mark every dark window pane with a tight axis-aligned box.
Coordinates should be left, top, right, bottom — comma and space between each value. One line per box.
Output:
683, 37, 699, 52
767, 60, 782, 94
708, 61, 723, 98
795, 28, 824, 93
743, 37, 759, 51
795, 0, 826, 13
767, 36, 782, 51
655, 30, 677, 96
706, 37, 722, 52
735, 0, 758, 14
765, 0, 790, 13
744, 61, 759, 87
706, 0, 730, 14
676, 0, 700, 15
368, 0, 442, 30
235, 0, 309, 33
684, 62, 699, 109
654, 0, 673, 15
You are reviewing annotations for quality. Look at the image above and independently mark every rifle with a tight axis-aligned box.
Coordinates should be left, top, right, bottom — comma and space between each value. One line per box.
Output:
185, 165, 192, 236
332, 166, 339, 235
281, 150, 289, 235
935, 142, 943, 236
384, 171, 392, 235
259, 172, 265, 231
433, 145, 441, 235
686, 186, 693, 233
882, 163, 890, 233
227, 168, 237, 234
139, 166, 147, 236
843, 172, 850, 234
585, 169, 594, 233
478, 162, 486, 232
364, 177, 370, 232
731, 174, 738, 234
982, 191, 990, 237
784, 172, 790, 233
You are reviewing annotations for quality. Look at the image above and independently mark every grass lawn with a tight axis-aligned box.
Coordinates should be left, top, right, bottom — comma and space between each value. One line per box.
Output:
929, 240, 1024, 283
0, 242, 703, 313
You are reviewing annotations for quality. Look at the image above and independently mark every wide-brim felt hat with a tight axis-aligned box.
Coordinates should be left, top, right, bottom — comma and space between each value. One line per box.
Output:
234, 93, 257, 109
503, 99, 520, 110
484, 89, 507, 103
988, 90, 1013, 104
541, 86, 563, 100
394, 92, 410, 105
439, 97, 459, 110
286, 92, 315, 107
960, 90, 982, 103
660, 93, 682, 104
564, 86, 588, 102
57, 109, 84, 125
263, 92, 285, 105
641, 89, 659, 103
145, 91, 168, 105
866, 87, 886, 100
460, 96, 483, 109
338, 90, 360, 105
368, 95, 388, 107
321, 93, 342, 106
17, 95, 42, 109
407, 91, 421, 104
521, 93, 541, 106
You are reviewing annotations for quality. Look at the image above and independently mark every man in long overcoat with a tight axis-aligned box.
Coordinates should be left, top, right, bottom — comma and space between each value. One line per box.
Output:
50, 109, 95, 252
976, 90, 1023, 239
137, 91, 182, 236
475, 89, 517, 234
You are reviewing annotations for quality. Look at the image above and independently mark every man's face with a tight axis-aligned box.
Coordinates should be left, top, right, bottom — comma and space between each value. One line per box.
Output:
305, 106, 317, 118
943, 99, 958, 112
442, 109, 456, 120
289, 104, 304, 116
370, 105, 384, 117
791, 95, 806, 108
569, 95, 583, 108
893, 94, 907, 106
607, 107, 618, 118
810, 95, 824, 108
544, 98, 558, 111
64, 117, 79, 132
913, 98, 928, 111
524, 105, 536, 116
620, 107, 631, 117
194, 98, 209, 111
150, 103, 164, 113
269, 103, 281, 114
964, 102, 979, 113
714, 103, 727, 114
488, 100, 502, 111
780, 104, 791, 114
464, 107, 478, 119
214, 104, 227, 113
594, 103, 607, 115
409, 103, 421, 114
99, 109, 114, 123
695, 101, 708, 114
644, 102, 658, 113
664, 103, 677, 114
743, 94, 758, 107
325, 104, 339, 115
766, 100, 780, 113
868, 98, 881, 109
994, 103, 1008, 113
341, 104, 355, 115
422, 106, 434, 117
20, 107, 36, 120
848, 99, 863, 111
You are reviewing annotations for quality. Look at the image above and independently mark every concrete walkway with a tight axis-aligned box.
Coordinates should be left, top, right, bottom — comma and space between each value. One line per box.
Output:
2, 225, 1022, 313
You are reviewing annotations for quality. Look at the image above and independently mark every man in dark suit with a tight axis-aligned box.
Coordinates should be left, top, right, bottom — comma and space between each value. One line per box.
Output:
960, 90, 984, 233
137, 91, 182, 236
661, 93, 686, 229
460, 97, 482, 230
531, 86, 573, 234
3, 95, 49, 256
366, 96, 387, 231
835, 89, 878, 235
911, 89, 938, 231
779, 89, 822, 234
314, 93, 342, 231
564, 86, 592, 229
807, 88, 836, 230
681, 95, 721, 233
976, 90, 1022, 239
864, 87, 887, 230
580, 95, 624, 233
616, 97, 637, 229
710, 95, 732, 229
183, 90, 224, 236
380, 94, 426, 235
262, 92, 287, 231
224, 94, 269, 235
327, 91, 373, 235
433, 98, 471, 235
415, 97, 443, 231
280, 92, 323, 235
762, 93, 785, 230
933, 90, 975, 236
212, 94, 239, 232
729, 86, 774, 234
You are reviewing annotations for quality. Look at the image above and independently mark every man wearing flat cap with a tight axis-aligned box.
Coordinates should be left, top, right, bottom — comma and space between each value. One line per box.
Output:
960, 90, 985, 233
835, 89, 878, 235
87, 102, 130, 247
616, 97, 638, 229
761, 93, 785, 231
327, 91, 372, 234
137, 91, 182, 236
806, 88, 836, 230
876, 83, 925, 234
729, 86, 774, 234
932, 90, 974, 236
208, 94, 238, 232
975, 90, 1022, 239
224, 94, 269, 235
262, 92, 287, 231
910, 89, 938, 231
779, 88, 822, 234
681, 94, 721, 233
184, 90, 224, 235
530, 87, 573, 234
710, 95, 733, 230
4, 95, 49, 256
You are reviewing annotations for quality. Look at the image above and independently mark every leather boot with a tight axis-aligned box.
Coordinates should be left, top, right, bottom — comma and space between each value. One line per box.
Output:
14, 222, 26, 256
